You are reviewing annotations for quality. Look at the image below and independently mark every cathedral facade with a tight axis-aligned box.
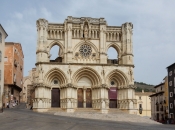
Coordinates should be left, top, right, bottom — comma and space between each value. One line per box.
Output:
33, 16, 137, 114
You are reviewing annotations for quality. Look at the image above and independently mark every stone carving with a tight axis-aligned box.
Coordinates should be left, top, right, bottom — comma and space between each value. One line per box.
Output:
79, 44, 92, 57
83, 24, 88, 38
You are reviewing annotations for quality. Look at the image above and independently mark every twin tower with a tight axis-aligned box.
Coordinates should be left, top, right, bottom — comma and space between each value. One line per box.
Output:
33, 16, 137, 114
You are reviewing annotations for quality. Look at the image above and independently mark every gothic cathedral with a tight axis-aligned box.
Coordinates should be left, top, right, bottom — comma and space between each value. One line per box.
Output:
33, 16, 137, 114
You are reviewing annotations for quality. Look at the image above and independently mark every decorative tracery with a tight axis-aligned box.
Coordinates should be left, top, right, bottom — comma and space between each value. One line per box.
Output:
79, 44, 92, 57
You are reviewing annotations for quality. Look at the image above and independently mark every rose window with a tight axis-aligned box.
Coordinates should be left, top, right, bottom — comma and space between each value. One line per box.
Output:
79, 44, 92, 57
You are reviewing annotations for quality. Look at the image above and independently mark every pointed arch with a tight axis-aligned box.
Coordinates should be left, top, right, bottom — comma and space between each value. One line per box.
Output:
106, 69, 128, 87
48, 40, 64, 51
72, 67, 102, 86
106, 42, 121, 57
44, 68, 67, 85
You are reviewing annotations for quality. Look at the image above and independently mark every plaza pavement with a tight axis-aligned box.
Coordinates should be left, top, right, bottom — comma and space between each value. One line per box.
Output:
0, 104, 175, 130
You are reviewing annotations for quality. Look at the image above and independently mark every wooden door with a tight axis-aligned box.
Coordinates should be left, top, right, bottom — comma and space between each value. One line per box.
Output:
51, 88, 60, 107
78, 88, 83, 108
109, 87, 117, 108
86, 88, 92, 108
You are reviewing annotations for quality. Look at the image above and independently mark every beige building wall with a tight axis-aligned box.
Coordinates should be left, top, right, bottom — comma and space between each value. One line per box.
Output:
136, 92, 152, 117
0, 25, 8, 111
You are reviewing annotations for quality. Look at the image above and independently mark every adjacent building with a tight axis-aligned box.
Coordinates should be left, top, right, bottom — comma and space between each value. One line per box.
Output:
167, 63, 175, 119
135, 91, 152, 117
3, 42, 24, 107
150, 82, 166, 121
22, 68, 36, 105
33, 16, 137, 114
0, 24, 8, 112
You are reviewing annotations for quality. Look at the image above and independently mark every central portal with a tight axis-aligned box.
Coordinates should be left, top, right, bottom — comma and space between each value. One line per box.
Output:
77, 77, 92, 108
51, 88, 60, 107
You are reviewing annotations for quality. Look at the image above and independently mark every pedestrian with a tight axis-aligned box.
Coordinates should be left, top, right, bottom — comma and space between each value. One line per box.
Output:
6, 102, 9, 108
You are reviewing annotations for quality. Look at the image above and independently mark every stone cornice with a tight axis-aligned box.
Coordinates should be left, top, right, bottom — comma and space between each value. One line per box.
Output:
35, 62, 134, 67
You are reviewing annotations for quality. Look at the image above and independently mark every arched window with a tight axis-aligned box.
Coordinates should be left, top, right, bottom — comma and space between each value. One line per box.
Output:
107, 47, 118, 64
50, 45, 62, 62
0, 32, 2, 43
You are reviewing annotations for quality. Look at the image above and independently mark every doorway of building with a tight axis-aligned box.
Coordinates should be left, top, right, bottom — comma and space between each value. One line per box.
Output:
108, 87, 117, 108
78, 88, 83, 108
86, 88, 92, 108
51, 88, 60, 107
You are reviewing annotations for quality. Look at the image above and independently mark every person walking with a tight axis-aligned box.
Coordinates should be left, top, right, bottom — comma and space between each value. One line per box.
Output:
6, 102, 9, 108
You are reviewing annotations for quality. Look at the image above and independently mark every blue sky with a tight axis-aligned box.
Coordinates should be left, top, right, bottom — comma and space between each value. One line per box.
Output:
1, 0, 175, 85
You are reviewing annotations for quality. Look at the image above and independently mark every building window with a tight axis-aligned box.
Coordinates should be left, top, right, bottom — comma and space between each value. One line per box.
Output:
139, 96, 141, 100
170, 103, 173, 109
139, 104, 142, 108
4, 57, 8, 62
169, 81, 172, 86
0, 51, 1, 62
0, 32, 2, 43
169, 71, 172, 76
170, 92, 173, 97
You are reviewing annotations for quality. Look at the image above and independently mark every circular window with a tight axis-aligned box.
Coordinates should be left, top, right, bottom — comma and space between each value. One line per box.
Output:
79, 44, 92, 57
111, 81, 115, 85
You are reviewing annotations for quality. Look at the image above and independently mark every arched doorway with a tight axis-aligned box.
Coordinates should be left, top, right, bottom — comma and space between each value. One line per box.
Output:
51, 88, 60, 107
77, 77, 92, 108
108, 80, 117, 108
51, 79, 60, 107
109, 89, 117, 108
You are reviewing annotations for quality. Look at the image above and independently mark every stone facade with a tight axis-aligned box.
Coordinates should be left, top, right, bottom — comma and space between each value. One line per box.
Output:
0, 24, 8, 112
33, 16, 137, 114
22, 68, 36, 105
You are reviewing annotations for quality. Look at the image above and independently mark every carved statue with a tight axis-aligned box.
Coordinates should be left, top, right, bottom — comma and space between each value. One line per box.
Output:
83, 24, 88, 38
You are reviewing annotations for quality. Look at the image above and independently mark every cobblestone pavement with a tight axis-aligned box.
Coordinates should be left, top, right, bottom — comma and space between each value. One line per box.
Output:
0, 107, 175, 130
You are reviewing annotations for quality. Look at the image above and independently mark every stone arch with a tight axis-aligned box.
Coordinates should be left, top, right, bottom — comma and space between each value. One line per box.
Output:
106, 69, 128, 88
44, 68, 67, 86
72, 67, 101, 86
48, 40, 64, 53
106, 43, 121, 58
73, 40, 98, 55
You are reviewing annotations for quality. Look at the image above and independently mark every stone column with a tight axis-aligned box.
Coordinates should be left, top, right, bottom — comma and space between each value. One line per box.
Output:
33, 83, 51, 112
83, 87, 86, 108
